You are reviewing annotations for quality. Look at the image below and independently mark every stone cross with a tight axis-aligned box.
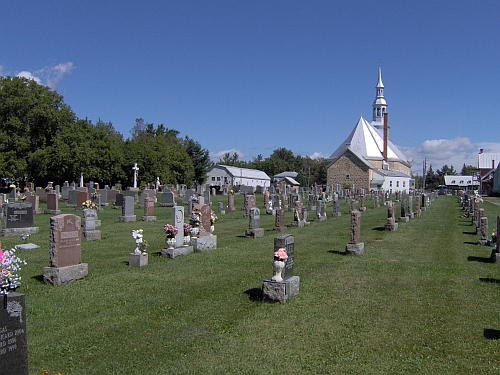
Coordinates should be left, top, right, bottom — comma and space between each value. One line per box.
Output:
132, 163, 139, 189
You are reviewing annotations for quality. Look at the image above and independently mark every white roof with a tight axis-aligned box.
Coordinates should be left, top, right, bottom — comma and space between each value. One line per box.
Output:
214, 165, 270, 181
478, 153, 500, 169
444, 175, 478, 187
328, 116, 409, 164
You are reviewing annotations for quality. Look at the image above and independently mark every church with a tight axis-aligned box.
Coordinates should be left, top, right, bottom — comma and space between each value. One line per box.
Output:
326, 68, 414, 192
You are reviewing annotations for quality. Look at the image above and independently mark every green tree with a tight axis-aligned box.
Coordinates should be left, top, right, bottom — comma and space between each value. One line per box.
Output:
0, 76, 75, 184
182, 136, 211, 186
460, 164, 476, 176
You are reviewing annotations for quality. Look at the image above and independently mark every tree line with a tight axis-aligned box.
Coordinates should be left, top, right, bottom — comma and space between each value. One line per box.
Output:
0, 76, 211, 188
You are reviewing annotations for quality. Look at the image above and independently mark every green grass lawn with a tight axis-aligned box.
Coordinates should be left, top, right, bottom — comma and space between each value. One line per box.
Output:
3, 194, 500, 374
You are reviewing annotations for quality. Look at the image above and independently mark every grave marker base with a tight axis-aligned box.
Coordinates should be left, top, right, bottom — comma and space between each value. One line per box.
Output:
191, 236, 217, 251
1, 227, 39, 237
83, 230, 101, 241
398, 217, 409, 223
141, 215, 157, 221
245, 228, 264, 238
262, 276, 300, 303
346, 243, 365, 256
43, 263, 88, 286
332, 212, 342, 217
44, 209, 61, 214
161, 246, 194, 258
384, 223, 399, 231
119, 215, 136, 222
129, 253, 148, 267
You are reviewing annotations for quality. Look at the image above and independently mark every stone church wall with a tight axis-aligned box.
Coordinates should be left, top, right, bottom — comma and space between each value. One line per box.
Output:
327, 152, 371, 190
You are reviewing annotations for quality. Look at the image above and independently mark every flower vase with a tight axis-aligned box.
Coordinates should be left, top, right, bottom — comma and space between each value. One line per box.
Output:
191, 227, 199, 237
271, 260, 286, 282
210, 225, 214, 234
165, 237, 176, 249
183, 235, 191, 246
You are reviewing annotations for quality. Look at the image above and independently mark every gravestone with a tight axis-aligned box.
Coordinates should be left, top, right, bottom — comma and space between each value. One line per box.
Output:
243, 194, 256, 218
160, 191, 175, 207
0, 292, 29, 374
113, 193, 124, 209
76, 191, 88, 210
2, 202, 39, 237
315, 200, 327, 222
262, 234, 300, 303
359, 195, 366, 211
191, 204, 217, 251
291, 201, 304, 227
332, 197, 341, 217
308, 194, 316, 210
67, 190, 78, 208
44, 192, 61, 214
491, 216, 500, 262
288, 193, 299, 212
264, 190, 270, 209
399, 199, 409, 223
346, 210, 364, 255
36, 187, 47, 203
26, 194, 40, 214
82, 209, 101, 241
204, 190, 211, 205
408, 196, 414, 218
97, 189, 108, 206
122, 190, 137, 203
245, 207, 264, 238
61, 181, 73, 200
478, 216, 489, 246
107, 189, 119, 206
43, 214, 88, 285
161, 206, 193, 258
141, 197, 156, 221
273, 208, 287, 231
119, 196, 136, 222
384, 201, 398, 231
217, 202, 225, 215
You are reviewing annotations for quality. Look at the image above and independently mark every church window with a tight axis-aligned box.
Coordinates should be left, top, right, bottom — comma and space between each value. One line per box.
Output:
403, 181, 406, 187
396, 181, 399, 187
389, 181, 393, 187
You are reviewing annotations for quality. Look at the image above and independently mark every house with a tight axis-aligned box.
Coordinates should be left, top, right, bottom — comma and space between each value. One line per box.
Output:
443, 175, 479, 192
478, 150, 500, 194
205, 165, 271, 189
326, 68, 413, 192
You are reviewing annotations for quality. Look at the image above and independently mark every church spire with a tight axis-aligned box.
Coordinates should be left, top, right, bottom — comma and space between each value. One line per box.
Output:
371, 66, 387, 130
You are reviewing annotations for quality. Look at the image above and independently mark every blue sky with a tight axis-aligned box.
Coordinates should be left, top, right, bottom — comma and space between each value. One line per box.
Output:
2, 1, 500, 175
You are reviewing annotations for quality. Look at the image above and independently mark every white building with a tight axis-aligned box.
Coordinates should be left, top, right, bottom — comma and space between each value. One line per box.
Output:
205, 165, 271, 188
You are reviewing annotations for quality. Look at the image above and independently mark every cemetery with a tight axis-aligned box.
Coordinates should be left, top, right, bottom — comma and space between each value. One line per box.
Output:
1, 188, 500, 374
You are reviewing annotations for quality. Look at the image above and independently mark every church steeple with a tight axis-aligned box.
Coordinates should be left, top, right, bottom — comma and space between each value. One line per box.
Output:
371, 66, 387, 130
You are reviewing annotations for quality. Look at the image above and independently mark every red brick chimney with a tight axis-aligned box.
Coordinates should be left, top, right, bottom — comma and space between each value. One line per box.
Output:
383, 112, 389, 162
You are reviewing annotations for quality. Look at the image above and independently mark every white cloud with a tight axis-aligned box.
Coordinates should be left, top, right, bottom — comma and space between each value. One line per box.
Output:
15, 62, 74, 89
209, 148, 247, 162
16, 70, 42, 84
399, 137, 498, 175
309, 152, 329, 160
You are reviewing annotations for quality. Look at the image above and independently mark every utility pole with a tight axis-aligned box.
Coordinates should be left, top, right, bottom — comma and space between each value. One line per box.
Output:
422, 158, 427, 191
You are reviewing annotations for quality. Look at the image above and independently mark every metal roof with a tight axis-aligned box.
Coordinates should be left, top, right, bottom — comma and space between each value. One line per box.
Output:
214, 165, 270, 181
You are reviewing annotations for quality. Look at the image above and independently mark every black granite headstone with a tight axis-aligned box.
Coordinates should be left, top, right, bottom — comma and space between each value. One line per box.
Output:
0, 293, 28, 375
4, 203, 34, 229
274, 234, 294, 280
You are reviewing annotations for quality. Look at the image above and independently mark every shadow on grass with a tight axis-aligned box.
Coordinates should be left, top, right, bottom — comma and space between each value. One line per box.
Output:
462, 231, 478, 235
479, 277, 500, 284
328, 250, 346, 256
467, 256, 491, 263
484, 329, 500, 340
244, 287, 263, 302
31, 274, 44, 283
463, 241, 479, 245
372, 227, 386, 231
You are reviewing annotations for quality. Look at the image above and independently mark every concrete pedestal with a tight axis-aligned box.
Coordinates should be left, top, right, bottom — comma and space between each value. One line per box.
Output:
346, 242, 365, 256
140, 215, 157, 221
245, 228, 264, 238
119, 215, 136, 222
161, 246, 194, 258
83, 230, 101, 241
129, 253, 148, 267
262, 276, 300, 303
1, 227, 39, 237
191, 235, 217, 251
43, 263, 88, 286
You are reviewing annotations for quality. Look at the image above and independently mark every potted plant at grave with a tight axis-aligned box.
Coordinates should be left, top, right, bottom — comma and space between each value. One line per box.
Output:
189, 210, 201, 236
163, 224, 178, 249
210, 210, 217, 233
271, 248, 288, 282
132, 229, 148, 255
183, 222, 192, 245
229, 189, 234, 195
492, 230, 498, 244
82, 199, 97, 210
0, 244, 27, 297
